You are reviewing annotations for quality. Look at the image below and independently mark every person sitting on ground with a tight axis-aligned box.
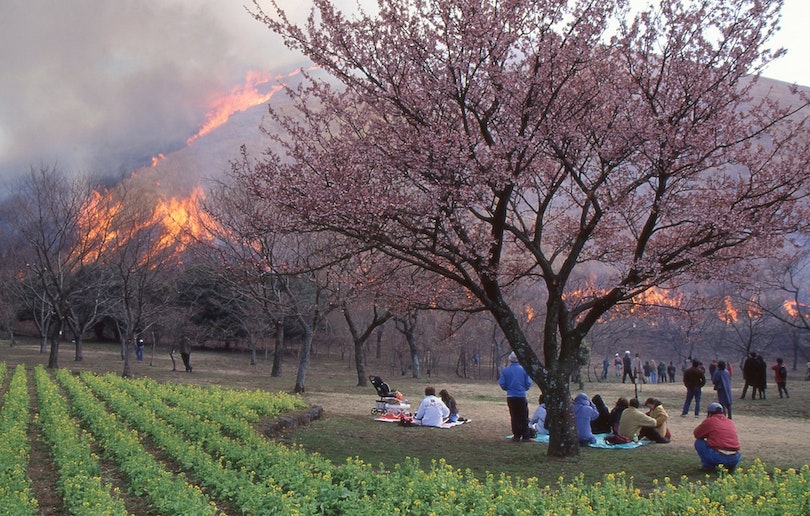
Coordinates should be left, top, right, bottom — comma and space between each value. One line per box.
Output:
693, 402, 741, 473
529, 393, 548, 435
590, 394, 613, 434
608, 397, 630, 435
572, 392, 599, 445
618, 398, 670, 443
438, 389, 460, 422
414, 386, 450, 427
644, 397, 671, 440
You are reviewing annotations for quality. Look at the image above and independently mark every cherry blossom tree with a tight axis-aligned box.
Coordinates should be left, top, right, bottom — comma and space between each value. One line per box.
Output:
244, 0, 810, 456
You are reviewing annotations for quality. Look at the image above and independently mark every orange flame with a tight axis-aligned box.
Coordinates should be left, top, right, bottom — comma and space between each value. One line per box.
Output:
151, 153, 166, 167
783, 299, 810, 319
150, 185, 214, 255
78, 189, 122, 261
631, 287, 684, 310
187, 70, 285, 145
78, 185, 214, 265
784, 299, 798, 318
718, 296, 738, 323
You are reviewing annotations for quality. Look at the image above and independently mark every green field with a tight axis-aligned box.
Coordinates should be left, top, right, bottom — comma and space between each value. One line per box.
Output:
2, 340, 809, 514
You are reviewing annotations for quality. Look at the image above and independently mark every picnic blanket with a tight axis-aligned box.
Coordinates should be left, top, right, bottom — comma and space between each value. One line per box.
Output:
507, 432, 651, 449
375, 414, 471, 428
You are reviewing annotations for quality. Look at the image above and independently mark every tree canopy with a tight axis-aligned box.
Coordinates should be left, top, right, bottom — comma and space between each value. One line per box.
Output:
240, 0, 810, 456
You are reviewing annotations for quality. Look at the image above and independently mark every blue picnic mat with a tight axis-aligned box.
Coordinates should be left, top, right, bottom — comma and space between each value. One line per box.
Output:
507, 433, 651, 449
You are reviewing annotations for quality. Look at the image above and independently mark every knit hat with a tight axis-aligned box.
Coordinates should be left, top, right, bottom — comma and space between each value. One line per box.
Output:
508, 352, 518, 363
707, 402, 724, 415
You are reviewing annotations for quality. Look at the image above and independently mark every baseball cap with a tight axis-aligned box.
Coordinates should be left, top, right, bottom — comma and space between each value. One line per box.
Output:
707, 403, 724, 415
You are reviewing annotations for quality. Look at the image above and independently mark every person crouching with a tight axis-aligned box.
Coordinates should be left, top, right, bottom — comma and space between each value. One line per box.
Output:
693, 402, 741, 473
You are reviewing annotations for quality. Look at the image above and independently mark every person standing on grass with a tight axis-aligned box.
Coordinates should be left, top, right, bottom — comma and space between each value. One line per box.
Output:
771, 358, 790, 399
754, 354, 768, 399
740, 352, 757, 399
622, 351, 634, 384
633, 354, 645, 384
498, 352, 533, 441
712, 361, 733, 420
667, 361, 677, 383
693, 402, 741, 473
681, 359, 706, 417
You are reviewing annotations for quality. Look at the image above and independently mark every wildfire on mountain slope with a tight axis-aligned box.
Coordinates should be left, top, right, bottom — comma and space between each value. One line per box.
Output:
186, 70, 286, 146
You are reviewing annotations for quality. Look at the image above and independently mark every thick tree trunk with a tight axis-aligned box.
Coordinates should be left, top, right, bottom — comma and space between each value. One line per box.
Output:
122, 338, 132, 377
74, 336, 83, 361
271, 320, 284, 377
543, 370, 580, 457
294, 326, 312, 393
354, 339, 367, 387
375, 326, 383, 359
47, 334, 60, 369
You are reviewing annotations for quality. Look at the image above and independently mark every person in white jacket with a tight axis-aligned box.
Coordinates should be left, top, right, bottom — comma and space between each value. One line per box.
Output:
414, 386, 450, 427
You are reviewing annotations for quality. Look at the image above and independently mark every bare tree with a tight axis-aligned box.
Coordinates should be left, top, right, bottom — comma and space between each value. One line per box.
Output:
10, 165, 109, 368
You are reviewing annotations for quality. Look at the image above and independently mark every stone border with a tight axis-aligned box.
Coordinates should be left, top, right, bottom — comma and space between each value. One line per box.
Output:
262, 406, 324, 436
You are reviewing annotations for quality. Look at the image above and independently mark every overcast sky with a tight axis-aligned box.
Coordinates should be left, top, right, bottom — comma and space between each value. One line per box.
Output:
0, 0, 807, 181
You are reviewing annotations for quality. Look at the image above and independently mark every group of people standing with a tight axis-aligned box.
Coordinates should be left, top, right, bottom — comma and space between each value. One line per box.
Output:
616, 350, 676, 384
681, 358, 735, 419
740, 352, 790, 399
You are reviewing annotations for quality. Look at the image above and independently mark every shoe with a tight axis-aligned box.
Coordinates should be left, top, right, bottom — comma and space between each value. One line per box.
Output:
680, 414, 687, 417
725, 465, 736, 474
700, 466, 716, 472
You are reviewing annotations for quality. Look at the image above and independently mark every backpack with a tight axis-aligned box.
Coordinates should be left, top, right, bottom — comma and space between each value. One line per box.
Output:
779, 365, 788, 379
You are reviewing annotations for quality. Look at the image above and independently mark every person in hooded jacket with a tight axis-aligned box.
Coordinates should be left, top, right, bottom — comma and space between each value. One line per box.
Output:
572, 393, 599, 445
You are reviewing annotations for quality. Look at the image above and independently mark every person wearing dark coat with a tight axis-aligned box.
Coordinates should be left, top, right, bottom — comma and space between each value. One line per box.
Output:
754, 354, 767, 399
590, 394, 612, 434
609, 397, 630, 434
681, 360, 706, 417
740, 352, 757, 399
622, 351, 634, 384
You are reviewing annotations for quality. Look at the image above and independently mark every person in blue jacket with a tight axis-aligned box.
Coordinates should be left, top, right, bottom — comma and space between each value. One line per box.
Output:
712, 361, 733, 420
499, 352, 533, 441
572, 393, 599, 445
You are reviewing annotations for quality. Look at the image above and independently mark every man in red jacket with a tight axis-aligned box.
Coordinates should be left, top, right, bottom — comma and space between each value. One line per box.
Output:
693, 402, 741, 473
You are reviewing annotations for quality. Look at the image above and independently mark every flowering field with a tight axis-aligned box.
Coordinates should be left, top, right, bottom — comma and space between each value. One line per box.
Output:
1, 361, 809, 515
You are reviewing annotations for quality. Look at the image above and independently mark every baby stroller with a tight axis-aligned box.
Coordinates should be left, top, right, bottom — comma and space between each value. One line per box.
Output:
369, 375, 411, 416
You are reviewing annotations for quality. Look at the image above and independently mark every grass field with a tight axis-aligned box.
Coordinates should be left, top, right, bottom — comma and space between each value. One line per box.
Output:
2, 337, 808, 503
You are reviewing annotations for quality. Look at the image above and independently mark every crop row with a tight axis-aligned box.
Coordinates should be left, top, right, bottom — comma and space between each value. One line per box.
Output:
0, 364, 38, 515
33, 366, 129, 515
2, 362, 810, 515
